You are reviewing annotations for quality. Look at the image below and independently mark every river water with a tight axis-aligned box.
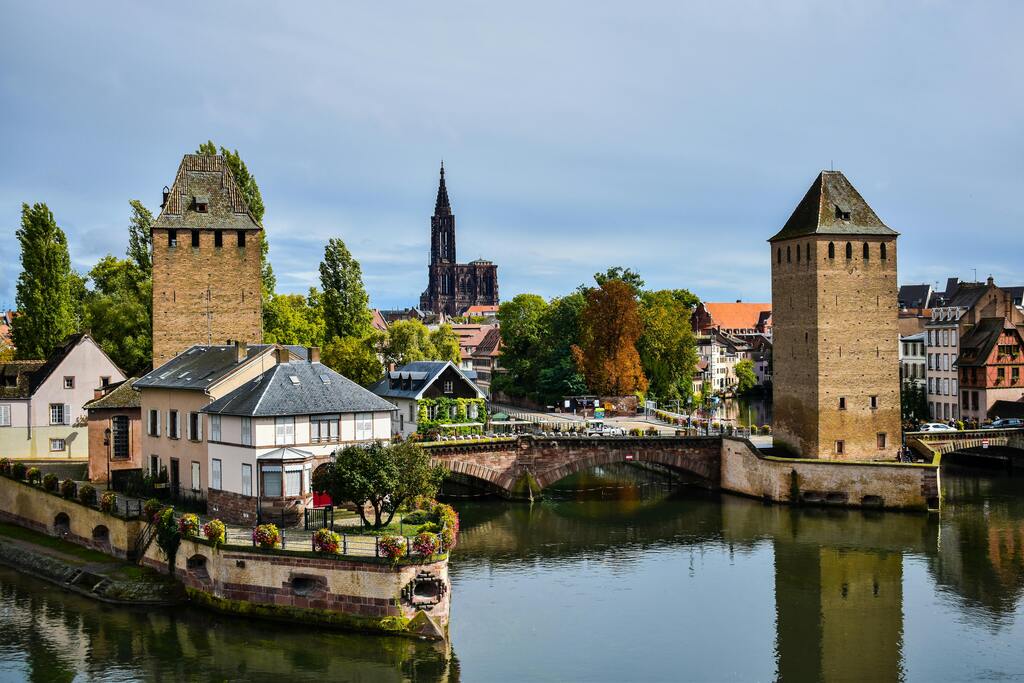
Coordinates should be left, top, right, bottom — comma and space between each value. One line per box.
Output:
1, 466, 1023, 682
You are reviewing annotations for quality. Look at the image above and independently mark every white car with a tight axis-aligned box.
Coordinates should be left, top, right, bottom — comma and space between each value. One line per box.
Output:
918, 423, 956, 432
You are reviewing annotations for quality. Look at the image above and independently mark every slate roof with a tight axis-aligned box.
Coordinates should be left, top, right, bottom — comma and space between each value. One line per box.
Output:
899, 284, 934, 309
153, 154, 262, 233
942, 282, 988, 310
0, 334, 116, 399
369, 360, 485, 400
769, 171, 898, 242
957, 318, 1020, 367
202, 361, 397, 417
84, 378, 141, 410
135, 344, 276, 391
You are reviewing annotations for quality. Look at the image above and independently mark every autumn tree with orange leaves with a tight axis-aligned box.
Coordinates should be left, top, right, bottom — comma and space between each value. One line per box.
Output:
571, 279, 648, 396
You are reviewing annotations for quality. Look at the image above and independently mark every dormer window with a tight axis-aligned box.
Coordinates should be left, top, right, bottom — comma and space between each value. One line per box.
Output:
193, 195, 209, 213
834, 205, 851, 221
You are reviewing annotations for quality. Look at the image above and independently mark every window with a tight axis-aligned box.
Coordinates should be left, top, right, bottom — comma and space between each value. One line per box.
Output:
409, 404, 416, 424
876, 433, 887, 450
356, 413, 373, 440
169, 410, 179, 439
275, 417, 295, 445
997, 367, 1006, 383
191, 229, 200, 247
112, 415, 129, 459
828, 242, 835, 259
63, 376, 75, 389
237, 230, 246, 247
286, 468, 302, 497
951, 329, 957, 346
195, 198, 208, 213
1013, 368, 1021, 384
845, 242, 852, 259
191, 462, 201, 491
241, 417, 252, 446
468, 403, 479, 419
972, 391, 979, 411
311, 415, 340, 443
805, 243, 810, 261
863, 242, 869, 259
444, 380, 453, 394
242, 463, 252, 496
148, 409, 160, 436
776, 248, 781, 264
150, 455, 159, 475
49, 403, 67, 425
786, 246, 791, 263
0, 404, 10, 427
101, 376, 110, 387
211, 458, 222, 490
168, 230, 177, 247
835, 440, 845, 455
880, 243, 887, 260
211, 415, 221, 442
214, 230, 223, 248
263, 466, 282, 497
870, 395, 878, 409
50, 438, 65, 452
188, 412, 201, 441
838, 397, 846, 410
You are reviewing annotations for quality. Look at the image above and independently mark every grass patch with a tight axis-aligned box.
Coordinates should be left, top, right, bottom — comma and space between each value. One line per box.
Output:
0, 522, 113, 564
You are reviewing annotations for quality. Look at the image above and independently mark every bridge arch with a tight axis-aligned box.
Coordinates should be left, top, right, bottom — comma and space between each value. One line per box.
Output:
532, 449, 715, 491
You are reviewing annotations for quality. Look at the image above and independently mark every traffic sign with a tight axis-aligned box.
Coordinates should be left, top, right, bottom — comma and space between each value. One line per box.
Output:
982, 439, 989, 449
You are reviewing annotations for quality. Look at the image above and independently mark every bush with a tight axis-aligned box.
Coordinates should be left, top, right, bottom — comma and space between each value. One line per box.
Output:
78, 484, 97, 505
100, 490, 116, 513
435, 503, 460, 550
402, 509, 430, 526
178, 513, 200, 538
25, 467, 41, 484
377, 535, 406, 561
42, 473, 59, 492
0, 458, 10, 476
11, 462, 26, 480
413, 532, 440, 556
416, 521, 441, 535
749, 425, 759, 434
203, 519, 226, 546
312, 528, 341, 554
60, 479, 77, 500
143, 498, 163, 523
761, 425, 772, 435
252, 524, 280, 549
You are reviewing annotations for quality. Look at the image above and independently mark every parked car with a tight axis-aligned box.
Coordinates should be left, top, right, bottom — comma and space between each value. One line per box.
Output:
984, 418, 1024, 429
918, 423, 957, 432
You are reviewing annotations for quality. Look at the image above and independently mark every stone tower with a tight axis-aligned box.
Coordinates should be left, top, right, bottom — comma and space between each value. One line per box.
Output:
419, 163, 500, 316
151, 154, 263, 367
769, 171, 900, 460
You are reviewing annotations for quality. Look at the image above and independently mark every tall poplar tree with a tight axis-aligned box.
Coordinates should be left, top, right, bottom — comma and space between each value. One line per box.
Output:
127, 199, 153, 275
12, 203, 76, 359
319, 238, 372, 342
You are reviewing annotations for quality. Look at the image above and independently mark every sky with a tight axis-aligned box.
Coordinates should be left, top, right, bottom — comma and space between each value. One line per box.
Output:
1, 2, 1022, 311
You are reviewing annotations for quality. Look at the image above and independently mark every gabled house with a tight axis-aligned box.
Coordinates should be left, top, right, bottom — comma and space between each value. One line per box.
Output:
957, 317, 1024, 423
370, 360, 486, 437
84, 378, 142, 484
0, 334, 126, 460
200, 357, 396, 524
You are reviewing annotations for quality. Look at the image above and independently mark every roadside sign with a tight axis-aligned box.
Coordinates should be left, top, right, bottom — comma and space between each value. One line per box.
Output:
982, 439, 989, 449
625, 454, 634, 461
594, 408, 605, 420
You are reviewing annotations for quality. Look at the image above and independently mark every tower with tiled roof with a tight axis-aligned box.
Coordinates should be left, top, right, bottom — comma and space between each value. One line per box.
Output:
420, 163, 499, 316
769, 171, 901, 460
151, 154, 263, 367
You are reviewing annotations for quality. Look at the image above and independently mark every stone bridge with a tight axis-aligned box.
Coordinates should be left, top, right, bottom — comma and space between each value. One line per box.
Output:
425, 435, 721, 499
906, 428, 1024, 460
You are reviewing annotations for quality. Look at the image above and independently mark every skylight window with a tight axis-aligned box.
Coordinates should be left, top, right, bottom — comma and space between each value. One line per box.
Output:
289, 376, 300, 385
319, 374, 331, 384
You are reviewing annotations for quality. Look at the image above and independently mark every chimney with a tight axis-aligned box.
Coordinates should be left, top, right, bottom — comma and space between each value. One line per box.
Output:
307, 346, 320, 363
987, 275, 995, 287
274, 346, 288, 364
234, 340, 247, 363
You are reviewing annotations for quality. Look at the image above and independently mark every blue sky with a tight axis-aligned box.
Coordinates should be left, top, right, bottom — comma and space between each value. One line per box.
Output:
1, 2, 1021, 310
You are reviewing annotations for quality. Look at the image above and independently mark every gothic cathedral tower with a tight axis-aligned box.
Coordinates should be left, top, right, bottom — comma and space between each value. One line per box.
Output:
151, 154, 263, 367
770, 171, 900, 460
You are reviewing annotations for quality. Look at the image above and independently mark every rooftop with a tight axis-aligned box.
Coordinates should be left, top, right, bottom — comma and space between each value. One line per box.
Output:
84, 378, 141, 410
370, 360, 485, 400
153, 154, 262, 233
769, 171, 898, 243
135, 344, 278, 391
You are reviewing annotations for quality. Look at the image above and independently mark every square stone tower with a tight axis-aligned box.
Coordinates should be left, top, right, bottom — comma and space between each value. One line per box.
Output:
151, 154, 263, 367
769, 171, 901, 460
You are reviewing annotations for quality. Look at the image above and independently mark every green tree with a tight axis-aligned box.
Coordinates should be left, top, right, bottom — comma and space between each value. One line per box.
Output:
901, 380, 929, 421
594, 266, 645, 297
429, 324, 461, 365
638, 290, 698, 402
83, 255, 152, 374
262, 289, 325, 346
383, 319, 434, 367
734, 358, 757, 395
492, 294, 550, 399
319, 237, 372, 342
127, 199, 153, 275
571, 279, 648, 395
535, 292, 587, 401
321, 333, 384, 386
311, 441, 446, 528
12, 203, 77, 359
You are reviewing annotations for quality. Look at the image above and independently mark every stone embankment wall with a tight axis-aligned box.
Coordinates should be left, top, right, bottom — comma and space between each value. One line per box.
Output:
0, 476, 450, 639
720, 438, 938, 511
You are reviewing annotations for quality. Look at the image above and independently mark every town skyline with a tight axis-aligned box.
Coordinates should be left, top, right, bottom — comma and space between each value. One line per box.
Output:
2, 2, 1022, 310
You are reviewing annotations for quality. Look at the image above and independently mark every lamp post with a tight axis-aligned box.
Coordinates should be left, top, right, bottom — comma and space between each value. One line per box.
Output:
103, 427, 112, 487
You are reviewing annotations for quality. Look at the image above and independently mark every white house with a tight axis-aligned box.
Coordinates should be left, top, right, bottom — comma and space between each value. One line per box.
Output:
369, 360, 487, 438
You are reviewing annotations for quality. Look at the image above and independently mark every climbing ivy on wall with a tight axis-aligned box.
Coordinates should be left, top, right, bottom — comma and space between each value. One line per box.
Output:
416, 397, 488, 434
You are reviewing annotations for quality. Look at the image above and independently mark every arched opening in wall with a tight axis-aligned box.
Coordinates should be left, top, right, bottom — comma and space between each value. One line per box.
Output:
828, 242, 835, 259
776, 248, 781, 264
796, 245, 800, 262
290, 575, 326, 597
402, 571, 448, 607
863, 243, 870, 259
53, 513, 70, 537
880, 243, 887, 260
91, 525, 110, 547
786, 246, 791, 263
186, 554, 210, 581
805, 243, 810, 262
845, 242, 852, 259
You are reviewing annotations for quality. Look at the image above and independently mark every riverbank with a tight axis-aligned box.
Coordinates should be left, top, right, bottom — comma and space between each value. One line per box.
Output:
0, 522, 181, 605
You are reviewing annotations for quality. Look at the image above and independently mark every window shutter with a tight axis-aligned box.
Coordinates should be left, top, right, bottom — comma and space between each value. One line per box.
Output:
156, 410, 161, 436
167, 411, 171, 437
64, 404, 71, 425
197, 413, 203, 441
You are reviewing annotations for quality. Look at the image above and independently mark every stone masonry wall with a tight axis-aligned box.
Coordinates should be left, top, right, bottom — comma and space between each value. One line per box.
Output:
207, 488, 258, 525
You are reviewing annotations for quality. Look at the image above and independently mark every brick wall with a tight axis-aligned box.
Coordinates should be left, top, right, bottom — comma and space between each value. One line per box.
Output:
208, 488, 258, 525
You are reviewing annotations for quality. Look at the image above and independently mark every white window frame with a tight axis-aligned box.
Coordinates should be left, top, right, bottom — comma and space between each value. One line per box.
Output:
241, 417, 252, 446
241, 463, 252, 496
263, 465, 283, 497
355, 413, 373, 441
63, 376, 74, 389
49, 403, 67, 426
211, 458, 222, 490
0, 404, 10, 427
210, 415, 221, 442
275, 416, 295, 446
49, 438, 65, 452
285, 467, 302, 497
190, 461, 201, 491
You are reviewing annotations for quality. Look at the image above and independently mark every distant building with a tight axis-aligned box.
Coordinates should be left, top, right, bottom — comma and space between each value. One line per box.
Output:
0, 334, 126, 460
956, 317, 1024, 423
370, 309, 389, 333
461, 304, 500, 319
370, 361, 486, 438
899, 332, 926, 388
770, 170, 900, 460
0, 310, 14, 354
692, 301, 772, 338
419, 164, 499, 316
695, 331, 754, 393
151, 154, 264, 368
84, 378, 142, 484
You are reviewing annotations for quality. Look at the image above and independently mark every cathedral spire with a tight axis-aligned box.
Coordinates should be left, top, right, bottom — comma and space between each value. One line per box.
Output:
434, 161, 452, 216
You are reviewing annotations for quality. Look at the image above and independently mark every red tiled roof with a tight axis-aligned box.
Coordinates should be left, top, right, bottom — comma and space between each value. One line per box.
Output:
703, 302, 772, 330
